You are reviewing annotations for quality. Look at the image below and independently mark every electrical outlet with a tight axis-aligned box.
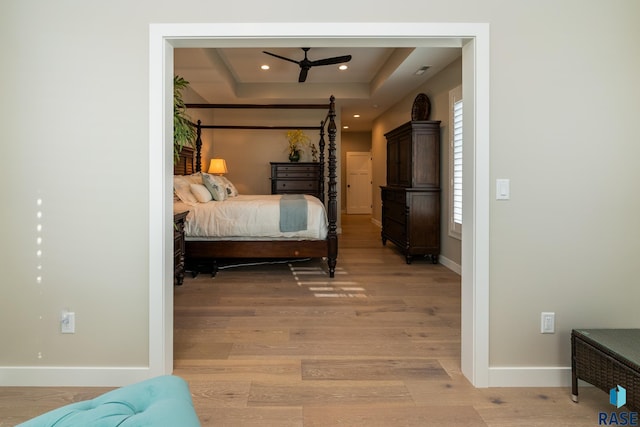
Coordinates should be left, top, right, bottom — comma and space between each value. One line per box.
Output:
61, 311, 75, 334
541, 312, 555, 334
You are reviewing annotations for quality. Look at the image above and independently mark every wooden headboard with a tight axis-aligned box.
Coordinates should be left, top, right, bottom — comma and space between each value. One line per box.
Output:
174, 146, 195, 176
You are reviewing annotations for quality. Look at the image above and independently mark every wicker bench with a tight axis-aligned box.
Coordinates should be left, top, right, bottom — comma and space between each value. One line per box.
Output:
571, 329, 640, 411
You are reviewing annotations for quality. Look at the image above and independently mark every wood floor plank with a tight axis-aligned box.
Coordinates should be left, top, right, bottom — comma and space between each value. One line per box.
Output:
303, 405, 488, 427
289, 326, 443, 342
175, 327, 290, 344
174, 359, 301, 382
226, 312, 452, 329
186, 380, 251, 408
0, 387, 113, 426
301, 358, 450, 381
196, 407, 303, 427
248, 381, 413, 407
174, 341, 234, 360
229, 339, 460, 359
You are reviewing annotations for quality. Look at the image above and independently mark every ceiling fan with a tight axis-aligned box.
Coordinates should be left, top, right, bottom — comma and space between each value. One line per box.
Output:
262, 48, 352, 83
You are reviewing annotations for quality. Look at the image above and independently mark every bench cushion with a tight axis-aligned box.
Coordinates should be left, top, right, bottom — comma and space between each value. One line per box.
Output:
18, 375, 200, 427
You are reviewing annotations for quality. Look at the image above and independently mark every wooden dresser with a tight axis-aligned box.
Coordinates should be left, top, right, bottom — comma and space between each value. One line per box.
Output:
270, 162, 321, 200
381, 120, 441, 264
173, 211, 188, 286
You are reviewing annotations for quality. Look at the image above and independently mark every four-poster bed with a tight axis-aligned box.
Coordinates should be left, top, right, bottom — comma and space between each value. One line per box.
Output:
173, 96, 338, 278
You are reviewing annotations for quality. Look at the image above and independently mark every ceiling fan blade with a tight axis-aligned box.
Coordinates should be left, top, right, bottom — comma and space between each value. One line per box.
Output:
262, 50, 300, 65
298, 67, 309, 83
310, 55, 352, 67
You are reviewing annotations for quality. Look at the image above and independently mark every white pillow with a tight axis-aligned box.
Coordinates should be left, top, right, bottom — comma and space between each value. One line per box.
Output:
173, 176, 198, 205
202, 173, 227, 201
184, 172, 203, 185
218, 176, 239, 197
189, 183, 213, 203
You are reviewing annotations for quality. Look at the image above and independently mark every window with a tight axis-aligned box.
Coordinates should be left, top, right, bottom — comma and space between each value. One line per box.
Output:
449, 85, 463, 240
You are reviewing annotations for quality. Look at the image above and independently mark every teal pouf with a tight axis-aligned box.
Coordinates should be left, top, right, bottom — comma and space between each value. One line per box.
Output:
18, 375, 200, 427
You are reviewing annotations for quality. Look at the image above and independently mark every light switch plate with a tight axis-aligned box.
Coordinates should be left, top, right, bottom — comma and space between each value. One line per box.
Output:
496, 179, 510, 200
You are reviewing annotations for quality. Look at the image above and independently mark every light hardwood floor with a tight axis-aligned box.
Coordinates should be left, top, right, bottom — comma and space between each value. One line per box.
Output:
0, 215, 619, 426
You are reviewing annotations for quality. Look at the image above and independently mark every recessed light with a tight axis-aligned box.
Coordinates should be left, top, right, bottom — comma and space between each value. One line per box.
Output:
339, 65, 348, 70
414, 65, 430, 75
353, 114, 360, 118
261, 65, 270, 70
343, 125, 349, 129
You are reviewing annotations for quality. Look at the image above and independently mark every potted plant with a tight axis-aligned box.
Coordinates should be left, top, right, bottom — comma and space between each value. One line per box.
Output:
174, 75, 196, 163
286, 129, 310, 162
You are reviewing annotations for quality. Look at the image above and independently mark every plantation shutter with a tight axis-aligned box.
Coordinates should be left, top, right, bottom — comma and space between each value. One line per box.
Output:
452, 99, 463, 226
449, 85, 463, 239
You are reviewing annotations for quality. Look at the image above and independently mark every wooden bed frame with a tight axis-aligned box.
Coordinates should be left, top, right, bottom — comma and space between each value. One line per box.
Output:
174, 96, 338, 278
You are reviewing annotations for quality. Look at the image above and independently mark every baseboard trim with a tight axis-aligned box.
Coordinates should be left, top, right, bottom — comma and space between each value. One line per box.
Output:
0, 366, 153, 387
438, 255, 461, 275
488, 366, 572, 387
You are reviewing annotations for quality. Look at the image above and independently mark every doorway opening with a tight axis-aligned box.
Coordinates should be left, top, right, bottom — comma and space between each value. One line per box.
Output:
149, 23, 489, 386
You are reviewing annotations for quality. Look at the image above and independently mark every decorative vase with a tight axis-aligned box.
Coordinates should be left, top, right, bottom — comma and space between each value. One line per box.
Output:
289, 151, 300, 162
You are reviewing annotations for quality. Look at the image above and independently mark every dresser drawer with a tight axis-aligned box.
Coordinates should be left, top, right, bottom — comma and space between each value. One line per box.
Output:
383, 201, 406, 223
273, 171, 320, 179
381, 188, 407, 223
272, 163, 320, 180
382, 217, 406, 243
275, 180, 319, 192
274, 164, 318, 173
382, 188, 407, 203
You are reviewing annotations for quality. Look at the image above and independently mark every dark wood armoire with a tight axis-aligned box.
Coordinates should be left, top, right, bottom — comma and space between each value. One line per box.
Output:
381, 120, 441, 264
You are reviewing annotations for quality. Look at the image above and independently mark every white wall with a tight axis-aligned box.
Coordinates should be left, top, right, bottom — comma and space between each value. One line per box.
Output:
1, 0, 639, 386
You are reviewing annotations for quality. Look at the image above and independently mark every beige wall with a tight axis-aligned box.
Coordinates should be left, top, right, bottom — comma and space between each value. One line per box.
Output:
190, 108, 331, 195
1, 0, 639, 384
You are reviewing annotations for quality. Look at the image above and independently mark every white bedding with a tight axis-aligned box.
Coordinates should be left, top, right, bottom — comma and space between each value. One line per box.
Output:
174, 194, 328, 240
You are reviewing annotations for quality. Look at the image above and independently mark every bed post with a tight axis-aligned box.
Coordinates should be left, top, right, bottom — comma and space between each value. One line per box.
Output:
326, 95, 338, 277
318, 120, 326, 204
195, 120, 202, 173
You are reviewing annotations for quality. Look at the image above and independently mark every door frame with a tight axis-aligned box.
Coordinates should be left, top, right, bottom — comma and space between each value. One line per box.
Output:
149, 22, 490, 387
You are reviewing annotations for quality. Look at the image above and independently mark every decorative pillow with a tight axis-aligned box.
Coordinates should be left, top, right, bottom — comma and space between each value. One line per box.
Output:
218, 176, 239, 197
189, 183, 213, 203
184, 172, 203, 185
173, 176, 199, 205
202, 173, 227, 201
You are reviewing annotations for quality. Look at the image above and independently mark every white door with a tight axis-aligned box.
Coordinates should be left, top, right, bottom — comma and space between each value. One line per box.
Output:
346, 152, 372, 214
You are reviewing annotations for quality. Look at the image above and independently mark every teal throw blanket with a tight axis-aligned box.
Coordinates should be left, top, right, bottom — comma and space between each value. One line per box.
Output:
279, 194, 308, 232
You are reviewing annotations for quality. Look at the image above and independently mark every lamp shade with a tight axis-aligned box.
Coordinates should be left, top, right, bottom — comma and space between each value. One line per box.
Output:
208, 158, 228, 175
